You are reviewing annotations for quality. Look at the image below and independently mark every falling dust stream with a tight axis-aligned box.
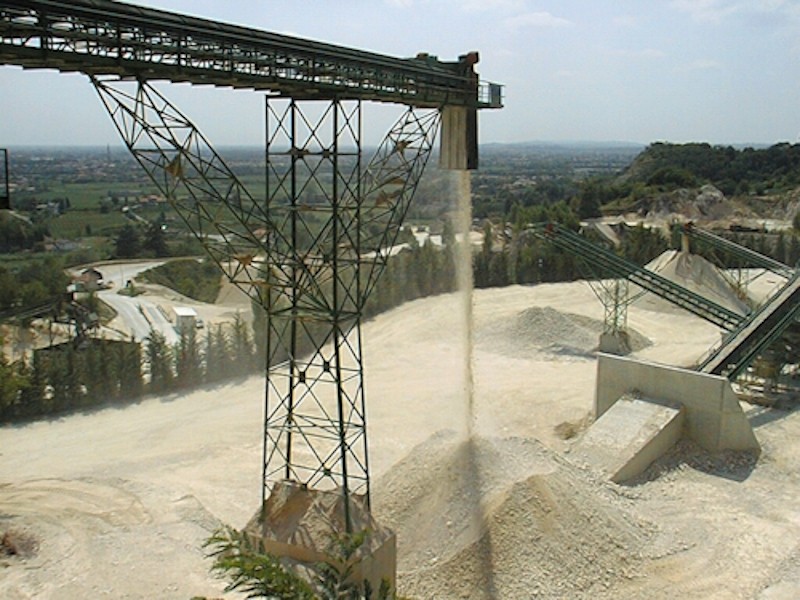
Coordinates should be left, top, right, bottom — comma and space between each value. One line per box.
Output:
451, 168, 498, 597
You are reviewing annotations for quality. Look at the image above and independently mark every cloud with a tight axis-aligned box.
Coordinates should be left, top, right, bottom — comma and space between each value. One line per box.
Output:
385, 0, 415, 7
504, 11, 573, 30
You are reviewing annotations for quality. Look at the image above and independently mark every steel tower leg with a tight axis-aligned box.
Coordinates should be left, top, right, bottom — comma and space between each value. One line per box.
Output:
263, 98, 367, 531
93, 77, 440, 534
263, 99, 440, 530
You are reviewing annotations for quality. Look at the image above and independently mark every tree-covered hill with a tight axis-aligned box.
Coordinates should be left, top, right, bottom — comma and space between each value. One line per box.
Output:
620, 142, 800, 196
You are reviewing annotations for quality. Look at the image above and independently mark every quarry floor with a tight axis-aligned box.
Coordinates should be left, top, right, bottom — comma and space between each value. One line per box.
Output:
1, 274, 800, 598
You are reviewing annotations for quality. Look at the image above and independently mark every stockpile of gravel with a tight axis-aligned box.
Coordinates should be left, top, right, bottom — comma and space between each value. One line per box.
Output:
373, 431, 654, 599
476, 305, 650, 358
636, 250, 749, 315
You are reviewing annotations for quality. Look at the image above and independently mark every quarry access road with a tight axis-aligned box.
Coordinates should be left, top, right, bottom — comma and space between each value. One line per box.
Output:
79, 259, 180, 345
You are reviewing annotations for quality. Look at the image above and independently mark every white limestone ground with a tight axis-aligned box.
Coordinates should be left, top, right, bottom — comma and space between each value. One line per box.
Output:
2, 260, 800, 598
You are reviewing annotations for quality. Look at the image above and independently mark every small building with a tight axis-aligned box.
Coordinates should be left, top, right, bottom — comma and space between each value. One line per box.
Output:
172, 306, 198, 333
78, 267, 105, 291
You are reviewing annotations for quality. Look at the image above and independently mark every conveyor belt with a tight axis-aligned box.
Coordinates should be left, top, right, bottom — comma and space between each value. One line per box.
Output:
0, 0, 503, 108
531, 223, 744, 331
682, 223, 793, 278
699, 272, 800, 378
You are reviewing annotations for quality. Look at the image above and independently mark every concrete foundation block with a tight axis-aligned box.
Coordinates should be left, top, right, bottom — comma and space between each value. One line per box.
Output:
243, 481, 396, 595
574, 394, 685, 482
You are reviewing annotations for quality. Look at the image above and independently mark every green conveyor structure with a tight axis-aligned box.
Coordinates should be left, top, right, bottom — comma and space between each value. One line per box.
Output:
681, 222, 794, 279
531, 223, 744, 331
699, 273, 800, 379
533, 222, 800, 381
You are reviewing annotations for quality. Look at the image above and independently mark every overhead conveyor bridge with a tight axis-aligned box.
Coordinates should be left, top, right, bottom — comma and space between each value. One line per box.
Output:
681, 222, 794, 279
0, 0, 505, 543
0, 0, 503, 109
530, 222, 745, 331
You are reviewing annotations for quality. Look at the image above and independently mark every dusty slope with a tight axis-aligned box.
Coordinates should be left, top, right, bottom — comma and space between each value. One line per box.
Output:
1, 280, 799, 599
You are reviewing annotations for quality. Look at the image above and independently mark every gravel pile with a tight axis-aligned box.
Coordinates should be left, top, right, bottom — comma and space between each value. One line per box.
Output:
476, 305, 650, 359
373, 431, 654, 599
636, 250, 749, 315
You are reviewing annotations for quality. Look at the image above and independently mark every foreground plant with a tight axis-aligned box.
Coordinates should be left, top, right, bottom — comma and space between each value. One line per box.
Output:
204, 525, 393, 600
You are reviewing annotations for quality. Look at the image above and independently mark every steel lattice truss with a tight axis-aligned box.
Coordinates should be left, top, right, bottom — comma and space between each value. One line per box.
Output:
0, 0, 502, 108
93, 77, 440, 526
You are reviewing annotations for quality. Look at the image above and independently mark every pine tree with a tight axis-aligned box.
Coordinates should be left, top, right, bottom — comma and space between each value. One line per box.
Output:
146, 330, 174, 393
143, 223, 170, 258
115, 223, 141, 258
775, 231, 787, 264
230, 312, 254, 377
174, 327, 202, 389
0, 351, 29, 421
789, 234, 800, 267
205, 325, 231, 384
118, 340, 143, 400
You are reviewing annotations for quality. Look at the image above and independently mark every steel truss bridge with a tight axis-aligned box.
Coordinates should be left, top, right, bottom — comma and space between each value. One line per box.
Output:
1, 0, 502, 532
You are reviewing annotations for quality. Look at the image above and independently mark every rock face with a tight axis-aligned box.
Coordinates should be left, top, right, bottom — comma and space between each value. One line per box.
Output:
643, 184, 733, 222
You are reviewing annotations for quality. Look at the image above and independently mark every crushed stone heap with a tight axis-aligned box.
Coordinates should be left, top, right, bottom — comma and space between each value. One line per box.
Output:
373, 431, 654, 599
476, 305, 650, 358
635, 250, 749, 316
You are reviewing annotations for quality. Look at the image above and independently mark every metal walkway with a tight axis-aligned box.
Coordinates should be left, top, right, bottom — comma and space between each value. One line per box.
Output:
531, 223, 745, 331
699, 272, 800, 379
0, 0, 502, 108
682, 223, 794, 279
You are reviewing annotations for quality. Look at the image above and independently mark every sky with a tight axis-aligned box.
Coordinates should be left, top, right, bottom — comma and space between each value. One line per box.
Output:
2, 0, 800, 147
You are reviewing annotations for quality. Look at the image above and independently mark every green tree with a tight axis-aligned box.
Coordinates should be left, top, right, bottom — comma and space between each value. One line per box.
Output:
205, 526, 316, 600
143, 223, 170, 258
205, 325, 232, 383
774, 231, 787, 264
204, 526, 392, 600
115, 224, 141, 258
115, 339, 143, 400
574, 180, 606, 219
146, 330, 174, 393
789, 234, 800, 266
174, 327, 202, 389
0, 351, 29, 421
230, 312, 255, 377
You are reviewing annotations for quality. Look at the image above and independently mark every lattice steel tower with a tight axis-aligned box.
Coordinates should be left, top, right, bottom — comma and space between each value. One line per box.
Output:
0, 0, 502, 532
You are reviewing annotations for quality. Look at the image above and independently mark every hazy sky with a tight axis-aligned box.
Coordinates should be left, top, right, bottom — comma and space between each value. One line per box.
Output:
2, 0, 800, 147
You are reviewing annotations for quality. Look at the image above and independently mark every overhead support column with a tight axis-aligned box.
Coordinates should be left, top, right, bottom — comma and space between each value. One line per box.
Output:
440, 105, 478, 170
261, 96, 368, 528
440, 51, 480, 171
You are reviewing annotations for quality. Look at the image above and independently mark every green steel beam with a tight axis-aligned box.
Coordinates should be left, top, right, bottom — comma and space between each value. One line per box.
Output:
0, 0, 503, 108
682, 223, 794, 279
700, 273, 800, 379
531, 222, 744, 331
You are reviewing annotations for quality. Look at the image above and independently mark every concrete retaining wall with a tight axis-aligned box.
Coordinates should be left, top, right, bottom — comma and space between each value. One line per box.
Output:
595, 353, 759, 453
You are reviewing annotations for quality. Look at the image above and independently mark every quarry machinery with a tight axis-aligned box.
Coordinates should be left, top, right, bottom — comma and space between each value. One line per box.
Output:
530, 222, 745, 331
0, 0, 502, 552
0, 290, 100, 348
534, 223, 800, 390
